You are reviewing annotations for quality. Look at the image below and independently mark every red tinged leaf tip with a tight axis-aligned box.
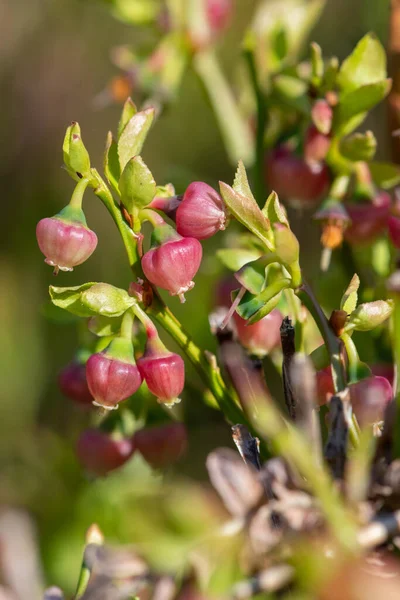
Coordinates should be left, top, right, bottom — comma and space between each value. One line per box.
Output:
76, 429, 135, 476
133, 423, 187, 468
176, 182, 227, 240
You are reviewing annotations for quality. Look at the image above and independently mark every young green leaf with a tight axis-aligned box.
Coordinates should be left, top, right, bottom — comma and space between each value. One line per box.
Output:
340, 273, 360, 315
369, 161, 400, 189
118, 98, 137, 139
336, 80, 392, 129
339, 131, 377, 162
310, 41, 324, 87
104, 131, 121, 194
235, 278, 291, 323
118, 108, 155, 171
216, 248, 263, 271
88, 314, 124, 337
119, 156, 157, 215
219, 182, 273, 250
233, 160, 256, 204
234, 260, 266, 294
262, 191, 289, 226
345, 300, 393, 332
338, 33, 387, 93
49, 283, 135, 318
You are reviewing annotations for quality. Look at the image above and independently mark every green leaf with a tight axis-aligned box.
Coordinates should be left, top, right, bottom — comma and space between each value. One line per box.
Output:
155, 183, 176, 198
49, 283, 135, 318
310, 42, 323, 87
104, 131, 121, 194
88, 314, 124, 337
63, 122, 91, 179
216, 248, 262, 271
49, 283, 97, 317
119, 156, 156, 215
262, 191, 289, 226
118, 98, 137, 138
235, 278, 291, 323
118, 108, 155, 171
219, 182, 273, 250
339, 131, 377, 162
340, 273, 360, 315
336, 79, 391, 128
338, 33, 387, 93
233, 160, 256, 204
369, 161, 400, 189
111, 0, 159, 25
273, 74, 309, 113
346, 299, 393, 332
272, 25, 288, 62
235, 260, 266, 294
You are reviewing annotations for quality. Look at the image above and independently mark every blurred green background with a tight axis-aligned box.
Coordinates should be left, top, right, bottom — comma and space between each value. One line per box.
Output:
0, 0, 391, 593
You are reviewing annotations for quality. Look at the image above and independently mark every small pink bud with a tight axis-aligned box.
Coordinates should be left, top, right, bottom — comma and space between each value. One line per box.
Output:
304, 126, 331, 164
344, 191, 391, 246
388, 215, 400, 248
138, 332, 184, 406
142, 224, 202, 302
206, 0, 232, 33
76, 429, 135, 476
36, 205, 97, 273
311, 99, 333, 135
58, 360, 93, 406
86, 338, 142, 410
176, 182, 227, 240
233, 309, 283, 357
133, 422, 187, 468
265, 146, 330, 208
350, 376, 393, 426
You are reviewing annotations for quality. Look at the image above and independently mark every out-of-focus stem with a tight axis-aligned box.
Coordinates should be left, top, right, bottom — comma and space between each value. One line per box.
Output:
75, 524, 104, 599
194, 50, 255, 167
243, 44, 267, 204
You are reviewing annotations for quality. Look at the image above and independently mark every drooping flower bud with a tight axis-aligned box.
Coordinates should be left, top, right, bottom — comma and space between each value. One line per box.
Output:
86, 337, 142, 410
265, 146, 330, 208
350, 376, 393, 426
141, 222, 202, 302
137, 328, 185, 406
76, 429, 135, 476
133, 422, 188, 468
206, 0, 232, 34
36, 206, 97, 274
58, 359, 93, 406
388, 215, 400, 248
233, 309, 283, 357
344, 191, 391, 246
36, 179, 97, 274
311, 99, 333, 135
304, 126, 331, 164
176, 182, 227, 240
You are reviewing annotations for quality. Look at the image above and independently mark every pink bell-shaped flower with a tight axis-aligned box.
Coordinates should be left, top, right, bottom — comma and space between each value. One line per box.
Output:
233, 309, 283, 357
344, 191, 391, 246
86, 336, 142, 410
138, 327, 184, 406
76, 429, 135, 476
36, 179, 97, 273
265, 146, 330, 208
58, 358, 93, 406
141, 222, 202, 302
176, 182, 227, 240
133, 422, 188, 468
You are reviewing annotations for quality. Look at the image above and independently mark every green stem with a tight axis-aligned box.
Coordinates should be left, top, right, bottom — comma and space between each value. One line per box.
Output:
243, 45, 267, 204
297, 281, 359, 446
194, 50, 255, 167
120, 309, 134, 340
75, 524, 104, 599
341, 333, 360, 383
329, 174, 350, 199
147, 294, 247, 425
89, 170, 141, 274
70, 177, 90, 209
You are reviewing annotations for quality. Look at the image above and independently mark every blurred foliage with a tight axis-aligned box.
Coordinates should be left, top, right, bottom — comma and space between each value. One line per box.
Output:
0, 0, 393, 594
